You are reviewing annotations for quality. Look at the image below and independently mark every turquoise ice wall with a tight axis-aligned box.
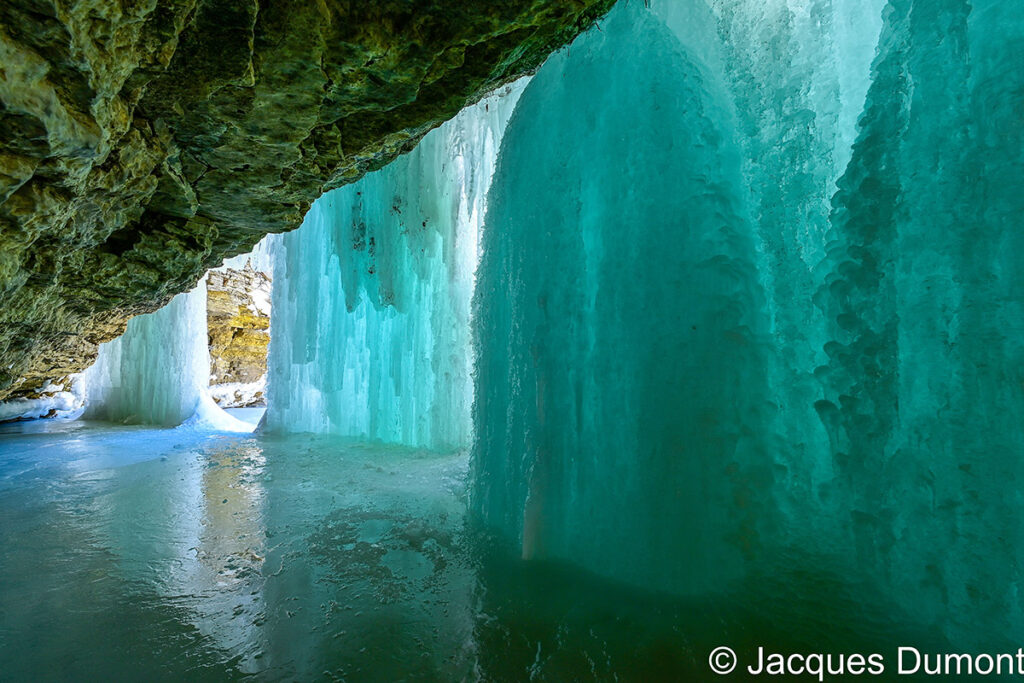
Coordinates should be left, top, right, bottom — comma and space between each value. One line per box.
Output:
813, 0, 1024, 642
84, 283, 209, 427
471, 0, 1024, 645
264, 85, 523, 450
472, 2, 773, 595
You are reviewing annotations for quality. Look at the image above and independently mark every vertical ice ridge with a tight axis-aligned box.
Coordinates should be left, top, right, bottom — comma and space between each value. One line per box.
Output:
652, 0, 887, 506
263, 83, 525, 450
815, 0, 1024, 644
84, 281, 211, 427
472, 1, 774, 594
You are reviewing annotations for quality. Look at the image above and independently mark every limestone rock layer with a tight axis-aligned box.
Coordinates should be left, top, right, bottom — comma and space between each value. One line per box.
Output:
0, 0, 613, 399
207, 265, 269, 384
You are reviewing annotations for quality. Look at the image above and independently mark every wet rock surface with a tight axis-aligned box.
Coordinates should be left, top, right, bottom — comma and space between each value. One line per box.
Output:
0, 0, 614, 399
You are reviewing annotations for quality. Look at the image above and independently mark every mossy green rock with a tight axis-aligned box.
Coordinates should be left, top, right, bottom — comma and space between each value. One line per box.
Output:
0, 0, 614, 399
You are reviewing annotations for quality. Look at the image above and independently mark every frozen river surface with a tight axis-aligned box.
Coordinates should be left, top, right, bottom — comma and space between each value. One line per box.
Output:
0, 418, 945, 681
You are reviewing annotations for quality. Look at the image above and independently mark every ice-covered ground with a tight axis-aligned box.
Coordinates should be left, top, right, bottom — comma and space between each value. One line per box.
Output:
0, 381, 82, 422
0, 419, 950, 681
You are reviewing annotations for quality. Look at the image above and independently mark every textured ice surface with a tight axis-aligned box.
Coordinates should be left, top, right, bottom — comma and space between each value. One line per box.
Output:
0, 421, 947, 680
83, 281, 253, 432
264, 84, 524, 449
471, 0, 1024, 646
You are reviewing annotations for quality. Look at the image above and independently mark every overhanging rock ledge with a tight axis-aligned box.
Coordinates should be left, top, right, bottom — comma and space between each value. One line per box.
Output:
0, 0, 615, 399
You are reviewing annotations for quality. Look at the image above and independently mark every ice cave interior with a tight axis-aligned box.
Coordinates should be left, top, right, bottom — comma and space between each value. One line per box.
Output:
1, 0, 1023, 679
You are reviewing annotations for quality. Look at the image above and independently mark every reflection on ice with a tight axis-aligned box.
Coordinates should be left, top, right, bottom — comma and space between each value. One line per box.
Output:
0, 421, 951, 681
0, 421, 479, 679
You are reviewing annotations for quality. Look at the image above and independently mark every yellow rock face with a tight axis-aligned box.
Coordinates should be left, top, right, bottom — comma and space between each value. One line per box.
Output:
207, 266, 270, 400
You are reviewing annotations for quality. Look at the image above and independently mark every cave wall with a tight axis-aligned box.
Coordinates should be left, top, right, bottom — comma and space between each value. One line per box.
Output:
0, 0, 615, 400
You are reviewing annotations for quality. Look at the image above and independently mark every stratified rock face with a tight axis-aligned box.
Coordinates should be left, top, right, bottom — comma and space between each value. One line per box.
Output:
0, 0, 615, 400
207, 263, 270, 407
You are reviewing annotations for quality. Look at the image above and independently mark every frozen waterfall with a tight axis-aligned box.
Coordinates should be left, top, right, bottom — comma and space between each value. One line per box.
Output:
83, 280, 251, 431
54, 0, 1024, 653
473, 0, 773, 595
470, 0, 1024, 648
83, 283, 211, 426
263, 83, 525, 450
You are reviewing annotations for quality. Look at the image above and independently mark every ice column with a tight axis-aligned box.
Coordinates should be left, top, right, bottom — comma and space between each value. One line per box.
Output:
814, 0, 1024, 644
84, 281, 210, 427
472, 1, 774, 595
652, 0, 886, 510
264, 85, 524, 450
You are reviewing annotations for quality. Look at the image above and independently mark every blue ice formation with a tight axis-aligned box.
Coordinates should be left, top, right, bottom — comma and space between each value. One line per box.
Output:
84, 283, 211, 427
83, 280, 252, 431
813, 0, 1024, 641
472, 0, 773, 595
263, 84, 524, 450
473, 0, 1024, 646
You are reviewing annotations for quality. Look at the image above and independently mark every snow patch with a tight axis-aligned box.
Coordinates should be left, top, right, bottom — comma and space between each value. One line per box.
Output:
209, 376, 266, 408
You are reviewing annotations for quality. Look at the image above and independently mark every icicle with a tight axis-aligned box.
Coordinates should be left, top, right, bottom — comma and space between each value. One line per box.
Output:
263, 82, 525, 450
83, 279, 252, 431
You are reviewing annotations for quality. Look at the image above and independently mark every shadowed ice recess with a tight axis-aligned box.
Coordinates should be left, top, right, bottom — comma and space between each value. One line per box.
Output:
2, 0, 1024, 679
